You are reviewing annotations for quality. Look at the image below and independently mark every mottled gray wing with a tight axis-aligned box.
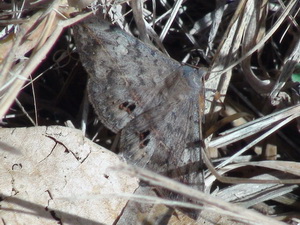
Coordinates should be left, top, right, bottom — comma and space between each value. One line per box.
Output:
120, 67, 205, 190
73, 15, 181, 133
74, 14, 206, 192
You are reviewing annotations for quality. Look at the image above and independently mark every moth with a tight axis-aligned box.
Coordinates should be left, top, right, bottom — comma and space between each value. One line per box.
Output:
73, 14, 206, 194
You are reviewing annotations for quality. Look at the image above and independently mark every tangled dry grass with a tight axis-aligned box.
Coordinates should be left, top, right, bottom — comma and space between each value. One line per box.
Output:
1, 0, 300, 224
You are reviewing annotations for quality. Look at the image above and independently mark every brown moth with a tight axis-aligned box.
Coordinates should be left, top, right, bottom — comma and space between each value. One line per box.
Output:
73, 14, 206, 194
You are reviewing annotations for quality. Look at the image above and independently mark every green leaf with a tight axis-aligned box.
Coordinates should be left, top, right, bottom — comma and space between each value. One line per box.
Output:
291, 73, 300, 83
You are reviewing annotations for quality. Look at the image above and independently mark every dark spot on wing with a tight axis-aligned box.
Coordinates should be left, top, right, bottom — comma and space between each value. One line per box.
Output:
138, 130, 151, 148
141, 139, 150, 148
119, 101, 136, 113
140, 130, 150, 139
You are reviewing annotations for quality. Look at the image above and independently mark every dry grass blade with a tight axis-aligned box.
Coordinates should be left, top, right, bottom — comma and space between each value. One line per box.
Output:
159, 0, 183, 41
209, 104, 300, 149
119, 163, 286, 225
205, 0, 248, 123
1, 0, 300, 224
0, 1, 93, 119
270, 37, 300, 101
212, 115, 298, 170
223, 0, 297, 74
131, 0, 150, 43
203, 144, 300, 185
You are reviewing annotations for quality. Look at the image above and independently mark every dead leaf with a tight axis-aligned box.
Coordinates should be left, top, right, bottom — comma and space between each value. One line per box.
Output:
0, 126, 138, 225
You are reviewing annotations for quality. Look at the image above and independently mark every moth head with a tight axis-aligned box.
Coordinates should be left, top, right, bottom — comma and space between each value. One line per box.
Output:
182, 66, 205, 90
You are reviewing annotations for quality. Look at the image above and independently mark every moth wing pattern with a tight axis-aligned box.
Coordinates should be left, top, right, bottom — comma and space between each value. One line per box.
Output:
73, 15, 181, 132
73, 14, 205, 193
120, 68, 204, 191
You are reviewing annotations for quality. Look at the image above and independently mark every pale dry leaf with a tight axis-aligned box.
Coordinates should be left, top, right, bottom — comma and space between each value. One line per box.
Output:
0, 126, 138, 225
